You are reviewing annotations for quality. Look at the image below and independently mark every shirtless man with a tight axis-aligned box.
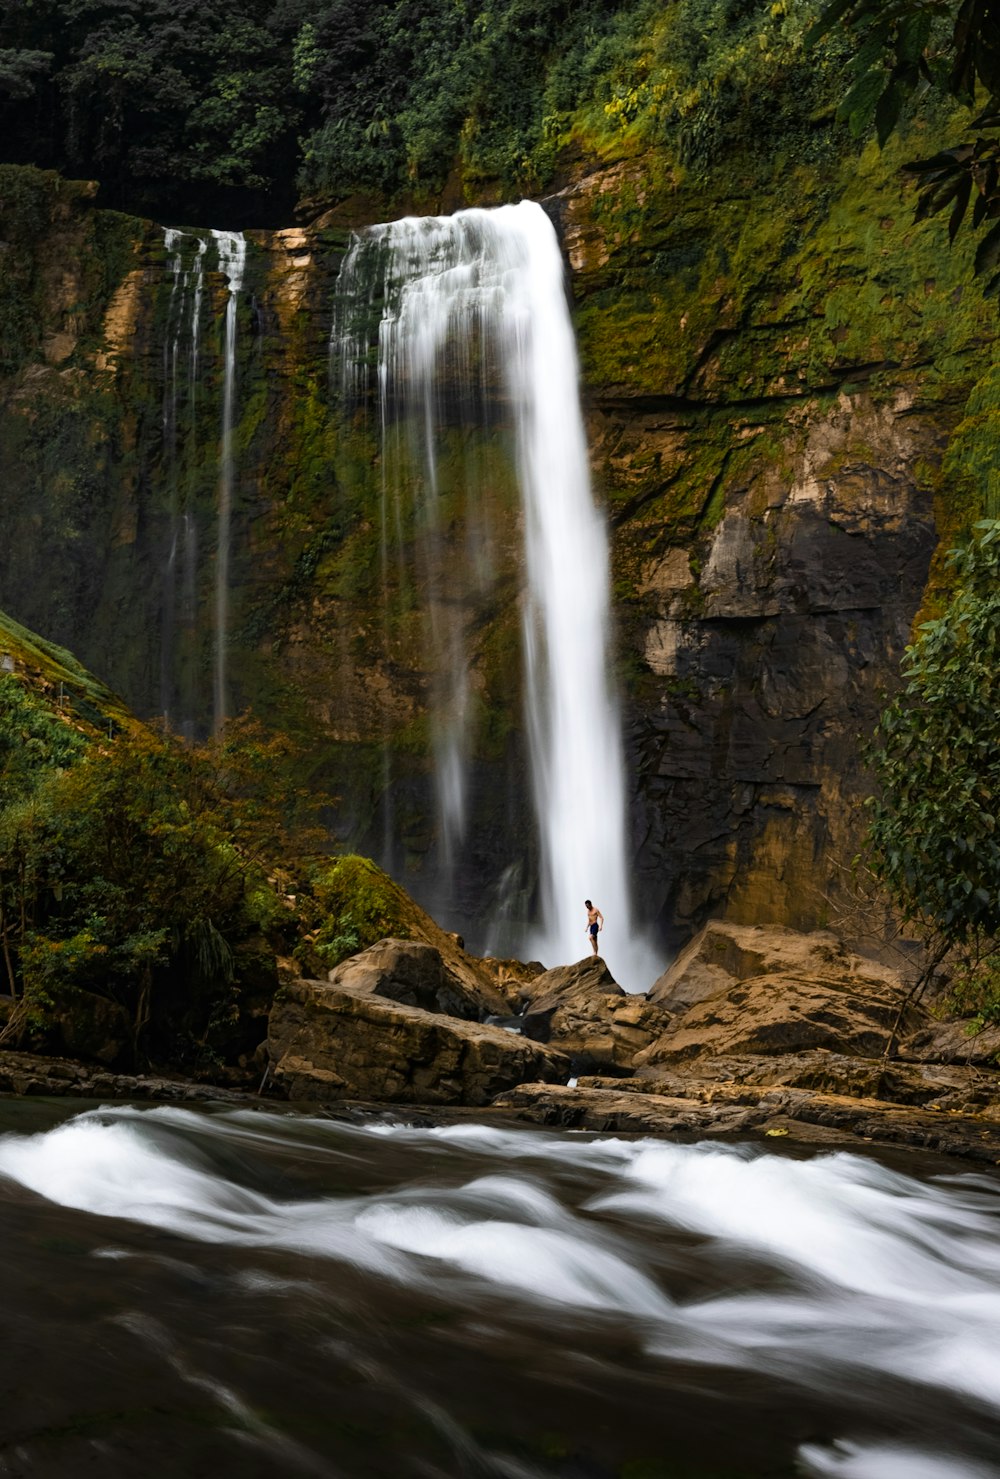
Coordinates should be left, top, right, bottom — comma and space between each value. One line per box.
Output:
585, 899, 604, 955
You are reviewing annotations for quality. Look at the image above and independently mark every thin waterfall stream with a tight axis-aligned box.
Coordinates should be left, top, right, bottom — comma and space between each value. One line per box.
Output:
333, 202, 660, 986
211, 229, 247, 734
156, 227, 244, 739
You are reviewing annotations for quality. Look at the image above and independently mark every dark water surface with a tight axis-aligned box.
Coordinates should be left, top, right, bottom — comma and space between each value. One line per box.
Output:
0, 1101, 999, 1479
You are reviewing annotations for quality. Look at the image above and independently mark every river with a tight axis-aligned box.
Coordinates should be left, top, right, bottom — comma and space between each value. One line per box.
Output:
0, 1101, 998, 1478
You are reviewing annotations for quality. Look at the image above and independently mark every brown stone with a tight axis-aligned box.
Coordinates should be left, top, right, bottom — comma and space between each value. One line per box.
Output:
899, 1019, 1000, 1069
268, 977, 569, 1105
518, 956, 672, 1071
649, 921, 903, 1013
327, 938, 509, 1020
491, 1081, 1000, 1163
637, 922, 922, 1067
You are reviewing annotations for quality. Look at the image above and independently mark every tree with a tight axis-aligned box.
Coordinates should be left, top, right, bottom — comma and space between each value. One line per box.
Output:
808, 0, 1000, 299
867, 519, 1000, 967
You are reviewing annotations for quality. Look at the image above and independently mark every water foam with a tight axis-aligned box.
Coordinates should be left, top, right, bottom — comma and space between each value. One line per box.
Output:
2, 1106, 1000, 1469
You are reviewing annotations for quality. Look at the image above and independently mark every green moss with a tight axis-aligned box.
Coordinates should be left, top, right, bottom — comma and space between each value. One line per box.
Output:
307, 853, 426, 969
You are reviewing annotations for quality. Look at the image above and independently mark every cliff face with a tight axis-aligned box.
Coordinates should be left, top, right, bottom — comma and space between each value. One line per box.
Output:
0, 116, 996, 953
556, 125, 997, 946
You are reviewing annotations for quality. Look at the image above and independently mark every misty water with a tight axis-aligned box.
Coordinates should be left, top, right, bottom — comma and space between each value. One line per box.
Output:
1, 1102, 999, 1478
332, 204, 660, 988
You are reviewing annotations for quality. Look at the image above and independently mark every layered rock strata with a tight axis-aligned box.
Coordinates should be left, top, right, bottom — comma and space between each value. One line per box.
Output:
267, 970, 568, 1105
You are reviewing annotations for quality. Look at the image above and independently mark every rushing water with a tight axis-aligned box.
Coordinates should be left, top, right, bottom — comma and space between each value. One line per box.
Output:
333, 203, 658, 986
0, 1102, 998, 1478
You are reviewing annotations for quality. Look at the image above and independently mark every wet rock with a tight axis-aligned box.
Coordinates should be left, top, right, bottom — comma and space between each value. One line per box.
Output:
493, 1081, 1000, 1163
327, 938, 509, 1020
631, 1050, 1000, 1115
268, 977, 569, 1106
518, 956, 672, 1071
0, 1050, 248, 1102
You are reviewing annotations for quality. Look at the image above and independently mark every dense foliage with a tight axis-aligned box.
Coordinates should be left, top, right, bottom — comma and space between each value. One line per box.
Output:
809, 0, 1000, 299
0, 683, 332, 1070
867, 521, 1000, 992
0, 0, 852, 222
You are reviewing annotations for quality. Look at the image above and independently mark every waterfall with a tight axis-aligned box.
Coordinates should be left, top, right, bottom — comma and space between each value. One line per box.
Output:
184, 235, 208, 695
333, 203, 656, 984
159, 228, 209, 736
210, 229, 247, 735
160, 228, 185, 726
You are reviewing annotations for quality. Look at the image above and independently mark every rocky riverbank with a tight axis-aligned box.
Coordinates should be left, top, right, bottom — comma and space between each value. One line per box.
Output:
7, 919, 998, 1166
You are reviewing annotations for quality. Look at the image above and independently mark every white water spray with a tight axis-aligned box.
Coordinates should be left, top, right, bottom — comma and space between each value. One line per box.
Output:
334, 203, 657, 984
211, 229, 247, 734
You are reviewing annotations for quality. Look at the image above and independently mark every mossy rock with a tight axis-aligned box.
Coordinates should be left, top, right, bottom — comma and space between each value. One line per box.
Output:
305, 853, 463, 972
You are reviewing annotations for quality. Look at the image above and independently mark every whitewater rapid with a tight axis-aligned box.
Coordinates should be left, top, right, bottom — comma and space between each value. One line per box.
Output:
0, 1107, 998, 1477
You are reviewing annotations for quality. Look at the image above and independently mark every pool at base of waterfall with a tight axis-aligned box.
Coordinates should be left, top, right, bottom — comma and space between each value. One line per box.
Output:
0, 1100, 997, 1479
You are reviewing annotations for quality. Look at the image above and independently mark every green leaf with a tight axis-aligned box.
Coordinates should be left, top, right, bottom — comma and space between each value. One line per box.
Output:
975, 218, 1000, 278
898, 10, 932, 64
949, 172, 973, 240
875, 79, 904, 146
836, 67, 887, 131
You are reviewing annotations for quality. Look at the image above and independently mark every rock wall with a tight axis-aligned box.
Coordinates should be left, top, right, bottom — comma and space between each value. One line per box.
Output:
0, 115, 997, 955
555, 126, 998, 947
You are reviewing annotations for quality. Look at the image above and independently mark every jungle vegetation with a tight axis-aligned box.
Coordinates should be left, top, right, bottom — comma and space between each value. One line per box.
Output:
867, 520, 1000, 1023
2, 0, 996, 232
0, 0, 856, 222
0, 671, 416, 1072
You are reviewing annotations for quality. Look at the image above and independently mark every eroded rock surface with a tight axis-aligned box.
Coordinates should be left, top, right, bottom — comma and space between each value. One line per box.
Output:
518, 956, 672, 1071
268, 977, 569, 1105
637, 921, 921, 1066
492, 1081, 1000, 1163
899, 1019, 1000, 1068
326, 938, 510, 1021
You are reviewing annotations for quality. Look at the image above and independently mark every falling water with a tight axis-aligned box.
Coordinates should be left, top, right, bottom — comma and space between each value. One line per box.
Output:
160, 228, 186, 725
184, 234, 208, 694
210, 229, 247, 735
333, 203, 655, 984
159, 229, 209, 735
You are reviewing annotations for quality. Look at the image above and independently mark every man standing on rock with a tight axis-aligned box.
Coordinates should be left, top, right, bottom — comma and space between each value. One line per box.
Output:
585, 900, 604, 955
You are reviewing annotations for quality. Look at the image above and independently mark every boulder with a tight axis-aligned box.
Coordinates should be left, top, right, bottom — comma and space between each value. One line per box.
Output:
268, 977, 569, 1105
649, 921, 904, 1014
327, 938, 509, 1020
518, 956, 672, 1071
637, 921, 924, 1067
899, 1019, 1000, 1068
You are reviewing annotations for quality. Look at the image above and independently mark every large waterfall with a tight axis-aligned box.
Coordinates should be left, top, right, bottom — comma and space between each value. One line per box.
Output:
334, 202, 656, 984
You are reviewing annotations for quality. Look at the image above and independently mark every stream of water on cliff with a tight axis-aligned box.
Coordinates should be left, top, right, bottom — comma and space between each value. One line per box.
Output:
211, 229, 247, 735
0, 1102, 998, 1478
333, 203, 658, 985
158, 227, 240, 738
